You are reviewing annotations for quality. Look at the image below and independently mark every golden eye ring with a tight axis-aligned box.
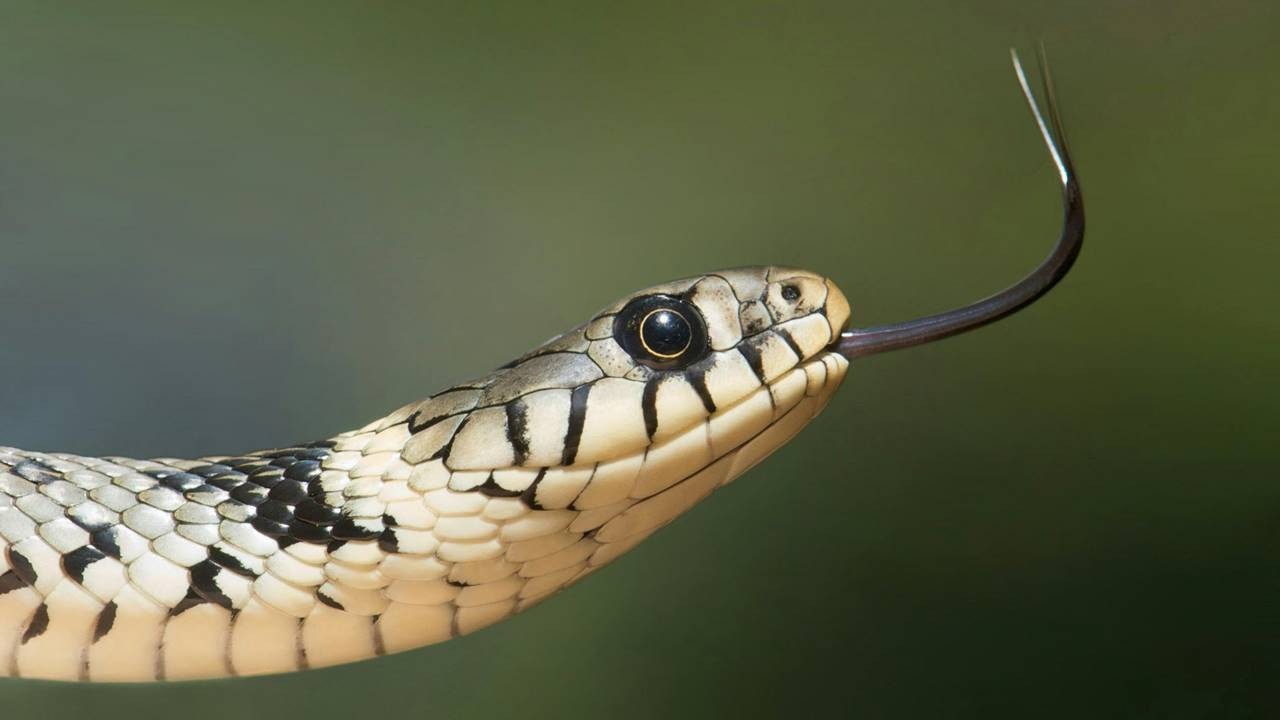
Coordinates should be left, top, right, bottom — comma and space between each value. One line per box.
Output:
638, 308, 693, 359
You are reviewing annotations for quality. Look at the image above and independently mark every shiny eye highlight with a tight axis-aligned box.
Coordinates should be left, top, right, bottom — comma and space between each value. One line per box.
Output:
615, 295, 710, 370
639, 309, 692, 358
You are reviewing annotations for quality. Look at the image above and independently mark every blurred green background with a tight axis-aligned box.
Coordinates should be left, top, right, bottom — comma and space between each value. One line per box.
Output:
0, 1, 1275, 717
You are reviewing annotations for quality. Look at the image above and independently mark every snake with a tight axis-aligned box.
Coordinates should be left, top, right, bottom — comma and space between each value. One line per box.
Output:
0, 52, 1083, 682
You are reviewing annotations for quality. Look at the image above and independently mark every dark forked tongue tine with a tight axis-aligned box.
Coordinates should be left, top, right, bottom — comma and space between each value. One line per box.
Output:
837, 47, 1084, 360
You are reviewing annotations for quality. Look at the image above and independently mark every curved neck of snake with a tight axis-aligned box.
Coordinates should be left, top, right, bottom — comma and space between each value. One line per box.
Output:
836, 48, 1084, 360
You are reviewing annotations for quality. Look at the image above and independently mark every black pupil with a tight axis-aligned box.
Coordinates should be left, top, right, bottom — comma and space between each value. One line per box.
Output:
781, 284, 800, 301
641, 310, 692, 357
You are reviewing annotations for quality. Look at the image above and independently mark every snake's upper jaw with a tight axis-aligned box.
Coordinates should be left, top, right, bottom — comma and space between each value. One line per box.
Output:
834, 48, 1084, 361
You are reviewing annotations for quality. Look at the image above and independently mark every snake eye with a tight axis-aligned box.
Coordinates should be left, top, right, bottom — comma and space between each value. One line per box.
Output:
615, 295, 709, 370
639, 309, 692, 358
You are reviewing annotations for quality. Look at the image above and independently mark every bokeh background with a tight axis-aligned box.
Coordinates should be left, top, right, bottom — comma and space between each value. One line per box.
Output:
0, 1, 1275, 717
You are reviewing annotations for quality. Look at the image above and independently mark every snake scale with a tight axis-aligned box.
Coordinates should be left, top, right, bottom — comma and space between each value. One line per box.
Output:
0, 51, 1083, 682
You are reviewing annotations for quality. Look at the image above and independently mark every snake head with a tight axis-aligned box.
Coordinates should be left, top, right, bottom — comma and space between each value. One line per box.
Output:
395, 266, 850, 471
368, 267, 851, 572
333, 51, 1079, 651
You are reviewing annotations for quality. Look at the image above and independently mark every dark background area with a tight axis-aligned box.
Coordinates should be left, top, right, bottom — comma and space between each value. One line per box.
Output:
0, 1, 1276, 717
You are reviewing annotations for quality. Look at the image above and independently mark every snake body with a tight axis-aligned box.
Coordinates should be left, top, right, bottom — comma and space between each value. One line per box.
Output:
0, 50, 1086, 683
0, 266, 851, 681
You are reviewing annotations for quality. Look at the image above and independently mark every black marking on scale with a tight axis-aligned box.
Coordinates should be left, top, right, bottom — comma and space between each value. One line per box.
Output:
641, 376, 662, 440
478, 473, 523, 498
0, 571, 27, 595
561, 384, 593, 466
12, 460, 59, 485
407, 407, 463, 435
171, 589, 208, 616
685, 366, 717, 414
67, 508, 112, 534
430, 415, 465, 462
62, 545, 106, 586
208, 546, 258, 578
6, 547, 37, 586
506, 397, 532, 466
737, 338, 768, 383
566, 463, 601, 512
776, 327, 806, 360
521, 468, 548, 510
316, 589, 345, 611
80, 603, 113, 681
333, 516, 384, 542
378, 526, 400, 554
93, 601, 118, 642
90, 528, 122, 560
159, 472, 205, 492
407, 410, 448, 435
21, 603, 49, 643
741, 308, 770, 336
190, 561, 235, 610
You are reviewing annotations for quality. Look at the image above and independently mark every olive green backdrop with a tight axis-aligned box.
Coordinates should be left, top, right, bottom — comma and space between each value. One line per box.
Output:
0, 1, 1275, 717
